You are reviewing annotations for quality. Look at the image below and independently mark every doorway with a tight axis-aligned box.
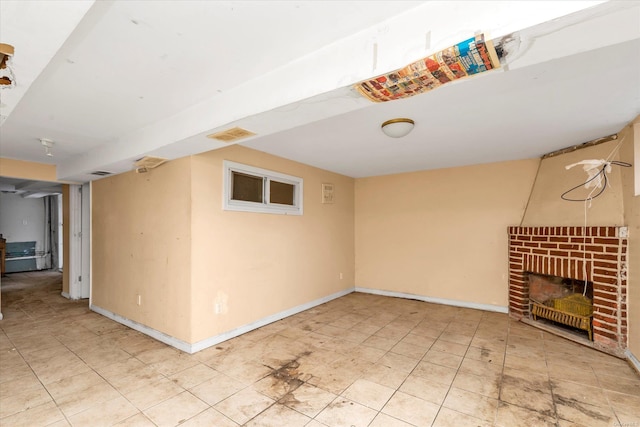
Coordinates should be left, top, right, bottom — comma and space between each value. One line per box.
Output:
0, 178, 90, 320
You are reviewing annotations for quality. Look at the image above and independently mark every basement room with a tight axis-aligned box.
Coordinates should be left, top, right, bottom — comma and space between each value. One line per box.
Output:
0, 1, 638, 426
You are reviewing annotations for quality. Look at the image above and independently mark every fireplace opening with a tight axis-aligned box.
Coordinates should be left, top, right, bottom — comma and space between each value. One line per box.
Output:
528, 273, 593, 341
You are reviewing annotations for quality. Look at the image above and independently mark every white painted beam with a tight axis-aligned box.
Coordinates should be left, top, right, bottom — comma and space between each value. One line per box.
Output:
56, 1, 613, 181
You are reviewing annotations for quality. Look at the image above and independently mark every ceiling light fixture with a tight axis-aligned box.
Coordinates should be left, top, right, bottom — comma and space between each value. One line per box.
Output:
381, 118, 415, 138
0, 43, 16, 88
40, 138, 54, 157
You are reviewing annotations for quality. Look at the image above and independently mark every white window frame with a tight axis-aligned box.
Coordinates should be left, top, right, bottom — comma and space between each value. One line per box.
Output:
223, 160, 303, 215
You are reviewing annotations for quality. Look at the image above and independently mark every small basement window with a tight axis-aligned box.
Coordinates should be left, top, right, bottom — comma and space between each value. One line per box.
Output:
223, 160, 303, 215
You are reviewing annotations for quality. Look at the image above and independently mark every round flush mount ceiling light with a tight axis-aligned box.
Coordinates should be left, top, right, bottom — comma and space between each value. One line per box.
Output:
381, 118, 414, 138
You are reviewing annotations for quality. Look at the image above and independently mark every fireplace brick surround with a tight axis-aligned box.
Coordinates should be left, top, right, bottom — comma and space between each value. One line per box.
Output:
508, 226, 628, 356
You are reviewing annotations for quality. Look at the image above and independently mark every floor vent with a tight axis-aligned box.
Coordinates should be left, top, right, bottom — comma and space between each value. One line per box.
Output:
207, 127, 256, 142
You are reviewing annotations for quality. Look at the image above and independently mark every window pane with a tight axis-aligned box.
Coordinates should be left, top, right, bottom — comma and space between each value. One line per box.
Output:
232, 172, 263, 203
270, 180, 295, 205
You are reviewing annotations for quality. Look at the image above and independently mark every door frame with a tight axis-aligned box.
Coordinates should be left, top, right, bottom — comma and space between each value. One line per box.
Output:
68, 183, 90, 299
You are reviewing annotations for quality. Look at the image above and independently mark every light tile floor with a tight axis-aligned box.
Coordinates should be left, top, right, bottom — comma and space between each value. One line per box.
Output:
1, 271, 639, 426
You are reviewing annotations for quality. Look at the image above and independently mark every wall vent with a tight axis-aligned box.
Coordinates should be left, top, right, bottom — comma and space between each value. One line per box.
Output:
135, 156, 167, 170
91, 171, 112, 176
207, 127, 256, 142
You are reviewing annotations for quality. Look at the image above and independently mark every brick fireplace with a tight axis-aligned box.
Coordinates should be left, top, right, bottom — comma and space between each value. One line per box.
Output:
508, 226, 628, 357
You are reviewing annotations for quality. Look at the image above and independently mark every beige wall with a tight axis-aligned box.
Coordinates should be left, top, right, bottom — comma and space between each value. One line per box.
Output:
619, 121, 640, 358
521, 140, 626, 226
190, 145, 354, 342
91, 158, 193, 341
355, 159, 539, 308
0, 158, 57, 182
90, 146, 354, 345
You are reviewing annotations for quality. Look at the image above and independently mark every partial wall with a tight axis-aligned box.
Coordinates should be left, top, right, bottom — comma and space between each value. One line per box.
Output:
619, 121, 640, 363
521, 139, 626, 226
190, 145, 355, 343
0, 158, 57, 181
355, 159, 539, 309
91, 157, 193, 342
516, 119, 638, 366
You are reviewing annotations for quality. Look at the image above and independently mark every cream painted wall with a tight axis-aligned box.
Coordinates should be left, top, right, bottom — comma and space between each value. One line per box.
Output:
355, 159, 539, 308
521, 140, 626, 226
91, 158, 193, 341
190, 145, 354, 342
635, 122, 640, 196
0, 158, 57, 181
618, 121, 640, 359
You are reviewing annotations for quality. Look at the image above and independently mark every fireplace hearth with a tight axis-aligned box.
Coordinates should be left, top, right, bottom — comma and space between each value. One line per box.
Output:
508, 226, 628, 357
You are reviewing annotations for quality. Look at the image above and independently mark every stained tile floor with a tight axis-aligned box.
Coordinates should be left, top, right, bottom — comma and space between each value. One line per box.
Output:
1, 271, 639, 426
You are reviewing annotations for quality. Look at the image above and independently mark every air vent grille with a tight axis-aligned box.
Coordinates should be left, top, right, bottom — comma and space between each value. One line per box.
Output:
91, 171, 112, 176
207, 127, 256, 142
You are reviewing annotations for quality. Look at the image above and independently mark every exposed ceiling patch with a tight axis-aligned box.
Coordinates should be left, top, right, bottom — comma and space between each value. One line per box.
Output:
135, 156, 167, 169
134, 156, 168, 173
354, 33, 500, 103
207, 127, 256, 143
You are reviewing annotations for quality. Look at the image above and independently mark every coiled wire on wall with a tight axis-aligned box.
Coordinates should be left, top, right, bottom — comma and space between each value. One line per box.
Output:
560, 160, 632, 202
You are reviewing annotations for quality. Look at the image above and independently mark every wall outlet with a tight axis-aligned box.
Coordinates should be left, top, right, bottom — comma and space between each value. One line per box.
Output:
339, 273, 343, 280
214, 302, 221, 314
137, 295, 142, 306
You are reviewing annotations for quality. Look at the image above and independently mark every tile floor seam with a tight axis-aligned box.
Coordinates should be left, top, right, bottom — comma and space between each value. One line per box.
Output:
496, 318, 511, 427
589, 359, 624, 426
434, 309, 486, 427
543, 351, 562, 427
173, 390, 212, 425
0, 330, 77, 426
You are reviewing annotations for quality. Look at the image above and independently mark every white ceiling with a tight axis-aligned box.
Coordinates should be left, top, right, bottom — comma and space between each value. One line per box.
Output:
0, 1, 638, 182
0, 177, 62, 198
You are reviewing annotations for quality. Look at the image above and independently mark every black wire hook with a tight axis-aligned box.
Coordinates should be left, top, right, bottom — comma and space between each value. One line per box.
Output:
561, 161, 631, 202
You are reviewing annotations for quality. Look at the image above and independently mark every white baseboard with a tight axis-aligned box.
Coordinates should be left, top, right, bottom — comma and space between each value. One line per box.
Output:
91, 304, 193, 353
61, 291, 70, 299
354, 287, 509, 313
627, 349, 640, 374
90, 287, 509, 353
91, 287, 354, 354
0, 312, 3, 320
190, 287, 354, 353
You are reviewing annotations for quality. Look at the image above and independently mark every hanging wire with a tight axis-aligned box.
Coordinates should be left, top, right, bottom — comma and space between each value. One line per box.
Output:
565, 160, 631, 293
559, 134, 632, 294
561, 160, 632, 202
